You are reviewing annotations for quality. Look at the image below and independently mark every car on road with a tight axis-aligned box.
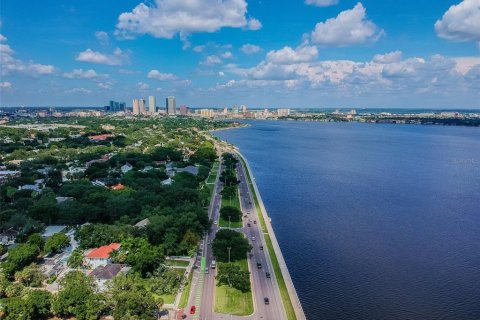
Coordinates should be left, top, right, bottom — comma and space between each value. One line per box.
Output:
266, 272, 271, 278
190, 306, 196, 314
247, 223, 251, 227
249, 219, 252, 222
259, 245, 263, 250
251, 236, 256, 241
207, 240, 211, 245
257, 263, 262, 269
254, 220, 257, 224
264, 297, 269, 305
213, 221, 217, 225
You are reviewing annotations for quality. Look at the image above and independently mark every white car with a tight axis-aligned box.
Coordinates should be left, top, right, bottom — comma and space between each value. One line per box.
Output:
213, 221, 217, 225
252, 236, 256, 241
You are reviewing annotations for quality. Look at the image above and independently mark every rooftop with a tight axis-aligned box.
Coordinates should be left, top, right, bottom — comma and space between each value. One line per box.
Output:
86, 243, 121, 259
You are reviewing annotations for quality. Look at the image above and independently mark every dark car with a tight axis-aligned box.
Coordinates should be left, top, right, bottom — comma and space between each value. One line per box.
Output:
266, 272, 271, 278
259, 245, 263, 250
254, 220, 257, 224
247, 223, 251, 227
257, 263, 262, 269
264, 297, 269, 305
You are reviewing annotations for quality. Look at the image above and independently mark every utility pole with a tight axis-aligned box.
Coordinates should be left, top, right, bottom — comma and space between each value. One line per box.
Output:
227, 246, 231, 264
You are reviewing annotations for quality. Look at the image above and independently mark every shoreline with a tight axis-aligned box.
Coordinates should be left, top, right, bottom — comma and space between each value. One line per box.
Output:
234, 148, 307, 320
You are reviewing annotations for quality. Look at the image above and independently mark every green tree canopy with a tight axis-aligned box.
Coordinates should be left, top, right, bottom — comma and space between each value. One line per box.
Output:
216, 263, 251, 293
212, 230, 252, 263
44, 232, 70, 254
220, 206, 242, 223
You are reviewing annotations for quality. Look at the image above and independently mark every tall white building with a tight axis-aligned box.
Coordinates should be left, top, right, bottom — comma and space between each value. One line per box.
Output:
166, 96, 176, 115
277, 108, 291, 117
133, 99, 146, 115
200, 109, 214, 118
148, 96, 156, 114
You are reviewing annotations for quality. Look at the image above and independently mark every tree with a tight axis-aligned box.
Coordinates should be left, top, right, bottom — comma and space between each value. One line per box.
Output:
52, 271, 105, 320
26, 233, 45, 250
109, 274, 157, 320
220, 206, 242, 223
14, 263, 46, 287
216, 263, 251, 293
119, 237, 164, 277
1, 243, 40, 277
44, 232, 70, 254
67, 248, 84, 269
212, 229, 252, 263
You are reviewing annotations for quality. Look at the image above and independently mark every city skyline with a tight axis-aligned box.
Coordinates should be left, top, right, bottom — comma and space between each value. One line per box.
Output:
1, 0, 479, 108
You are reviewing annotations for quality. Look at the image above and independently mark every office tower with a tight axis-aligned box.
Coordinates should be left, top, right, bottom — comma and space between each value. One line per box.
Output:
139, 99, 145, 114
105, 100, 126, 112
179, 105, 189, 115
241, 105, 247, 113
223, 107, 228, 115
148, 96, 156, 114
277, 108, 291, 117
132, 99, 140, 115
166, 96, 176, 115
200, 109, 214, 117
232, 106, 239, 114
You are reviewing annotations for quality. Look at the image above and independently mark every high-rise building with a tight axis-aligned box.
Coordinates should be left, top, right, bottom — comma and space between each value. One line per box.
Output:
148, 96, 156, 114
223, 107, 228, 115
200, 109, 214, 118
166, 96, 176, 115
241, 105, 247, 113
133, 99, 146, 115
232, 106, 239, 114
105, 100, 126, 112
132, 99, 140, 115
277, 108, 291, 117
179, 105, 189, 115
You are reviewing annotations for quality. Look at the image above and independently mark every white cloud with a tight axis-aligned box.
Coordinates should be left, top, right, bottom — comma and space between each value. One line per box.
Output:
305, 0, 338, 7
266, 45, 318, 64
1, 41, 56, 76
435, 0, 480, 43
98, 82, 113, 89
148, 69, 179, 81
76, 48, 128, 66
0, 34, 6, 42
0, 81, 12, 88
62, 68, 99, 79
115, 0, 261, 39
95, 31, 110, 46
241, 44, 261, 54
201, 55, 222, 66
193, 45, 206, 53
221, 51, 233, 59
137, 82, 149, 90
247, 18, 262, 31
65, 87, 92, 94
310, 3, 384, 46
453, 56, 480, 75
219, 71, 225, 77
373, 51, 403, 64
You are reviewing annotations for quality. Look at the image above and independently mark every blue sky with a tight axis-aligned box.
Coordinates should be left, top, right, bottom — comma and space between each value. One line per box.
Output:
0, 0, 479, 108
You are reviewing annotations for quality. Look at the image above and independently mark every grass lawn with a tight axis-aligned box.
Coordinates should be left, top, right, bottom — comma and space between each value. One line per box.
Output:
165, 259, 190, 267
221, 190, 240, 209
178, 270, 194, 309
158, 293, 176, 305
207, 174, 217, 184
219, 216, 243, 228
214, 259, 253, 316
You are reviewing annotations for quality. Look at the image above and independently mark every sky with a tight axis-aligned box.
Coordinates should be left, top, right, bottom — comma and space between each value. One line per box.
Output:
0, 0, 479, 109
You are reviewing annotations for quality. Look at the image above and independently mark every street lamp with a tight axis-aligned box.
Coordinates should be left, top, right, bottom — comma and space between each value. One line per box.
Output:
227, 246, 231, 264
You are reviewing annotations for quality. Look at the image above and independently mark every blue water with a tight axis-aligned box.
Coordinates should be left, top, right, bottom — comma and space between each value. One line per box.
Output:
213, 121, 480, 320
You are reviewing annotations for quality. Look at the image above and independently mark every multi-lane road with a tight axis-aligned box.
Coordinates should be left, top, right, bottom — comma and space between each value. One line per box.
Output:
183, 151, 287, 320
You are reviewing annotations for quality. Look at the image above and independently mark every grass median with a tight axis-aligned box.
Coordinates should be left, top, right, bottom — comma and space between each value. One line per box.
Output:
178, 269, 194, 309
214, 259, 254, 316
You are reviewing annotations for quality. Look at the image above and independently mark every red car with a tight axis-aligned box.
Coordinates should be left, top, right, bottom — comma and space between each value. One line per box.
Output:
190, 306, 196, 314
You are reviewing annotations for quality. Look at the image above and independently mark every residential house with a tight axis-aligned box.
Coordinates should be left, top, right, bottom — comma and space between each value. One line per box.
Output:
134, 218, 150, 228
121, 163, 133, 173
0, 228, 18, 245
89, 264, 129, 291
110, 183, 125, 191
88, 134, 113, 142
84, 243, 121, 269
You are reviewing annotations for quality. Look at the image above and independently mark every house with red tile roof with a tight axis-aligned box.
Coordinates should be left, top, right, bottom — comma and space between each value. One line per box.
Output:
110, 183, 125, 191
84, 243, 121, 269
88, 134, 113, 142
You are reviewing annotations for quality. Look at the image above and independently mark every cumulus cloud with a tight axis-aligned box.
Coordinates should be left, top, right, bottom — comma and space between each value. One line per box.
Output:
0, 41, 55, 76
305, 0, 339, 7
193, 45, 206, 53
310, 3, 384, 46
115, 0, 261, 39
98, 82, 113, 89
148, 69, 179, 81
137, 82, 149, 90
76, 48, 128, 66
65, 87, 92, 94
0, 34, 6, 42
373, 51, 403, 64
221, 51, 233, 59
266, 45, 318, 64
201, 55, 223, 66
453, 56, 480, 74
0, 81, 12, 88
241, 44, 262, 54
95, 31, 110, 46
435, 0, 480, 43
62, 68, 99, 79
